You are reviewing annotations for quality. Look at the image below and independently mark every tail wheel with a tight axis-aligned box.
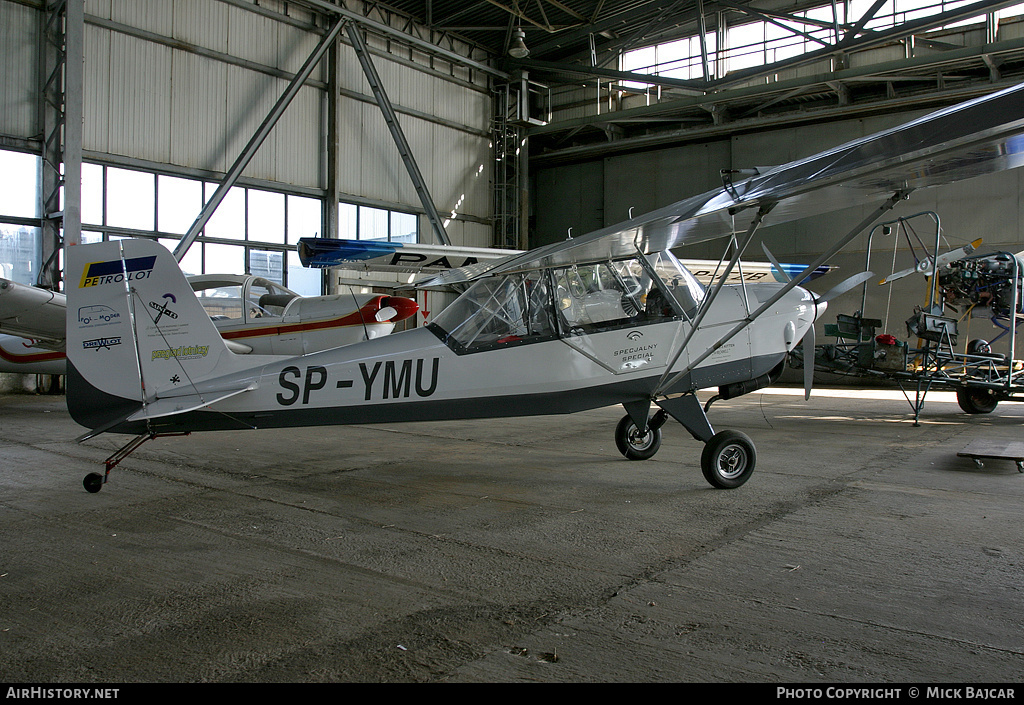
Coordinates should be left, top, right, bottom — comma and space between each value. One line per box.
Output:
83, 472, 105, 493
701, 430, 756, 489
956, 387, 998, 414
615, 414, 662, 460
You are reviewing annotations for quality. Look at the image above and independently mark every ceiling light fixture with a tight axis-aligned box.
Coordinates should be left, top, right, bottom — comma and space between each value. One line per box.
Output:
509, 27, 529, 58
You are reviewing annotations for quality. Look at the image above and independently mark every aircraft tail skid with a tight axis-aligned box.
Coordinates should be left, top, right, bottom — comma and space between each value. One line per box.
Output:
65, 239, 260, 435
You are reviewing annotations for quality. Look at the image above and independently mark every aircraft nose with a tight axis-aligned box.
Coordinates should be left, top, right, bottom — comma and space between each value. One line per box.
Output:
381, 296, 419, 322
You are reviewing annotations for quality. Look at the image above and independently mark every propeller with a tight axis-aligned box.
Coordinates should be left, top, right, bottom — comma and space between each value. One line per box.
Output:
816, 269, 876, 304
762, 244, 873, 399
375, 306, 398, 322
878, 238, 982, 285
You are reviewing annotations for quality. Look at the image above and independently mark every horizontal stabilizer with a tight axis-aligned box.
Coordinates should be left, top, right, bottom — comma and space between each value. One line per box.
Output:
126, 383, 257, 422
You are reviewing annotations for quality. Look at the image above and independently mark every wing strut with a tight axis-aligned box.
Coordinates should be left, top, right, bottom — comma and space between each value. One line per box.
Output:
655, 190, 911, 397
654, 203, 776, 395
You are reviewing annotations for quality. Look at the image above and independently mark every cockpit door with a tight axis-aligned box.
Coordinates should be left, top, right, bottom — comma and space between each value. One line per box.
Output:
559, 321, 688, 375
552, 258, 689, 375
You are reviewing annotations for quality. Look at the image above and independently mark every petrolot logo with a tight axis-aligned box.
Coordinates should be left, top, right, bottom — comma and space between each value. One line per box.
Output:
79, 256, 156, 288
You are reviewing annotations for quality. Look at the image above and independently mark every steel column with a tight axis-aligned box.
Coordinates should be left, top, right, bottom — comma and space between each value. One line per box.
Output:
63, 0, 83, 251
346, 23, 451, 246
172, 15, 347, 262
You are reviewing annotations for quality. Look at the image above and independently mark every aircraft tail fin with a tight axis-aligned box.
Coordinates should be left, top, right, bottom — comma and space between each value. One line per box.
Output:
65, 239, 249, 434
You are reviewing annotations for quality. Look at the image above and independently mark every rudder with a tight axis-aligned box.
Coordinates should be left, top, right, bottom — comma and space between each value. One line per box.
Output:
65, 239, 237, 433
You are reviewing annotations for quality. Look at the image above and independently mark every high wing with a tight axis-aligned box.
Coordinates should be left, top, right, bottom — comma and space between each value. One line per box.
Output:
0, 277, 67, 347
419, 81, 1024, 287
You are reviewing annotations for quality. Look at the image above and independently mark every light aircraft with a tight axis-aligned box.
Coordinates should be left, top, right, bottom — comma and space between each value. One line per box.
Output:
0, 277, 66, 374
64, 81, 1024, 494
0, 271, 418, 375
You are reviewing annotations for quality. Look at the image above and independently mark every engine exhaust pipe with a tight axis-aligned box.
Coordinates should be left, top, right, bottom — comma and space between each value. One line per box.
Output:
704, 360, 785, 411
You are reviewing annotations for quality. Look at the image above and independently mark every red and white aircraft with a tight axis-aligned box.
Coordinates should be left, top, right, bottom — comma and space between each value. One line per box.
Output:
0, 271, 418, 375
64, 81, 1024, 494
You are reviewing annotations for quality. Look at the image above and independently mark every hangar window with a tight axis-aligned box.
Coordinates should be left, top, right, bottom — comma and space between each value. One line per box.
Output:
620, 0, 1024, 82
75, 163, 323, 296
0, 149, 41, 286
338, 202, 418, 244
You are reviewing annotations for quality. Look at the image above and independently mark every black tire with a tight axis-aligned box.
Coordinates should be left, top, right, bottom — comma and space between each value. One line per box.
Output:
83, 472, 105, 493
614, 414, 662, 460
966, 339, 992, 355
701, 430, 756, 489
956, 387, 998, 414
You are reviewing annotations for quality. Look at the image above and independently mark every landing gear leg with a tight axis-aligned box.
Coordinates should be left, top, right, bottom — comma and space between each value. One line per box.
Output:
655, 394, 757, 489
82, 431, 190, 493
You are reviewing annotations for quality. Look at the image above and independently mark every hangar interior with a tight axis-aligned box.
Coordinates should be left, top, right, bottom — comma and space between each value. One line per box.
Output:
2, 0, 1024, 684
4, 0, 1024, 380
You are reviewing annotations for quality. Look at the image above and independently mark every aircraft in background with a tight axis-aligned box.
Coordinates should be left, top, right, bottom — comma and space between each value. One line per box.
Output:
296, 237, 835, 288
0, 277, 66, 374
0, 272, 418, 375
63, 81, 1024, 495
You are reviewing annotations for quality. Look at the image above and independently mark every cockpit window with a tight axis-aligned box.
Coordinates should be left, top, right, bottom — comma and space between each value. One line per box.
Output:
195, 284, 244, 320
552, 256, 685, 333
430, 253, 705, 354
246, 278, 297, 319
431, 272, 556, 353
645, 250, 706, 320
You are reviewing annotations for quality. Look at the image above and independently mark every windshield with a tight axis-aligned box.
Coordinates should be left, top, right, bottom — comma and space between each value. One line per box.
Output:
646, 250, 705, 319
192, 277, 299, 321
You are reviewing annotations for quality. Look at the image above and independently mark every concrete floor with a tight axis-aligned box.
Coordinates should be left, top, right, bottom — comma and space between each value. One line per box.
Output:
1, 386, 1022, 683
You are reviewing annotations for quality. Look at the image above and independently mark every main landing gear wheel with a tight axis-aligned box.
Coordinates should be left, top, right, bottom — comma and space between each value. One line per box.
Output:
615, 414, 663, 460
701, 430, 756, 489
956, 387, 999, 414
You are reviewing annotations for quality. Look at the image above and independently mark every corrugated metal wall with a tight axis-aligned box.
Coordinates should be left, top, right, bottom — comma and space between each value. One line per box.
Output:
337, 29, 492, 239
0, 0, 493, 247
81, 0, 330, 186
0, 2, 38, 142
